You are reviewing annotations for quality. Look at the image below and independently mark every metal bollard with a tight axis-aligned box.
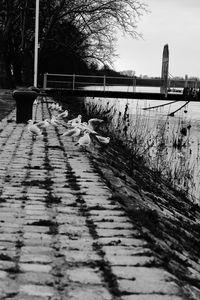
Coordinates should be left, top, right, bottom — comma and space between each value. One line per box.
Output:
12, 90, 39, 123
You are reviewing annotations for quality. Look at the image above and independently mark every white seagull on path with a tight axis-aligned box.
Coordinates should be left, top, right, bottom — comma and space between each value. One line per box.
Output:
67, 115, 82, 127
57, 109, 69, 119
62, 127, 81, 141
75, 131, 91, 148
50, 116, 63, 126
36, 119, 50, 129
27, 120, 43, 139
78, 122, 97, 135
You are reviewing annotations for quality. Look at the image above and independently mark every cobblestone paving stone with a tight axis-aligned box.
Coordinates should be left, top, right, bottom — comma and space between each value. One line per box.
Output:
0, 97, 187, 299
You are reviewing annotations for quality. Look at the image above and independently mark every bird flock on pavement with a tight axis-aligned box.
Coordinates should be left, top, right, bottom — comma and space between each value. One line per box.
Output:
27, 100, 110, 148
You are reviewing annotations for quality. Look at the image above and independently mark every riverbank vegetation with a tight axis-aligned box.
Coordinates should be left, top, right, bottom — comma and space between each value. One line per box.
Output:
83, 96, 200, 202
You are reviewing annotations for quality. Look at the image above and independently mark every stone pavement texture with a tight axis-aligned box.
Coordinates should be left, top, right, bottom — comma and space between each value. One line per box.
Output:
0, 96, 188, 299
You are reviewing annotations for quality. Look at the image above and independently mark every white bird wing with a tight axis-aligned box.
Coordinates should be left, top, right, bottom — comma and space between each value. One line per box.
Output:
36, 120, 49, 128
77, 133, 91, 146
62, 128, 78, 136
96, 135, 110, 144
36, 120, 44, 126
88, 118, 104, 127
58, 110, 68, 118
50, 116, 62, 126
79, 123, 97, 134
49, 103, 56, 110
72, 128, 81, 137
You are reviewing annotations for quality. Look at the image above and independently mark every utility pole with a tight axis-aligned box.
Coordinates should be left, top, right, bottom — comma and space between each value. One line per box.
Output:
34, 0, 39, 87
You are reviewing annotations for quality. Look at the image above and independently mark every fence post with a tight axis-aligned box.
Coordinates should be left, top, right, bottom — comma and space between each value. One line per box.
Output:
194, 78, 198, 89
133, 76, 136, 92
72, 74, 75, 90
103, 75, 106, 91
184, 74, 188, 88
43, 73, 47, 89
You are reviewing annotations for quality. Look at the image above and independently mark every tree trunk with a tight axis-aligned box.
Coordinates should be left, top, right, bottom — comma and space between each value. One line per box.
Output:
21, 53, 33, 86
0, 52, 7, 88
13, 64, 23, 86
5, 56, 15, 89
0, 52, 15, 89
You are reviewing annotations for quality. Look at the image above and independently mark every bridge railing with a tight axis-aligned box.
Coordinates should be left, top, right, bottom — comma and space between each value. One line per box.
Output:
43, 73, 199, 91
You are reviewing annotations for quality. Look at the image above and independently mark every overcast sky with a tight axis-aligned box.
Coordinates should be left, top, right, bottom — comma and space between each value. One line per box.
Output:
114, 0, 200, 78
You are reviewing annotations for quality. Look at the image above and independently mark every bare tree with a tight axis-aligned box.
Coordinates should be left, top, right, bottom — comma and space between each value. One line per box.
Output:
0, 0, 148, 87
49, 0, 148, 66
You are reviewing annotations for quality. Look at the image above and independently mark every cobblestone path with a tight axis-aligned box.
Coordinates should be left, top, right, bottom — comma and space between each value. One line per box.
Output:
0, 97, 186, 299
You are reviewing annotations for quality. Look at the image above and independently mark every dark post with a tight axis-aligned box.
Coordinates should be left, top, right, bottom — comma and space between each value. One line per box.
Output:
160, 44, 169, 96
12, 89, 39, 123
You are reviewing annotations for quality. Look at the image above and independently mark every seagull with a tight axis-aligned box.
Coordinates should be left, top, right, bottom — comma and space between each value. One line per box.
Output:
67, 115, 82, 127
95, 135, 110, 145
55, 103, 62, 112
78, 122, 97, 135
27, 120, 43, 138
75, 131, 91, 147
36, 119, 50, 129
57, 110, 69, 118
49, 103, 62, 112
62, 127, 81, 141
50, 116, 63, 126
49, 103, 56, 110
33, 98, 39, 105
